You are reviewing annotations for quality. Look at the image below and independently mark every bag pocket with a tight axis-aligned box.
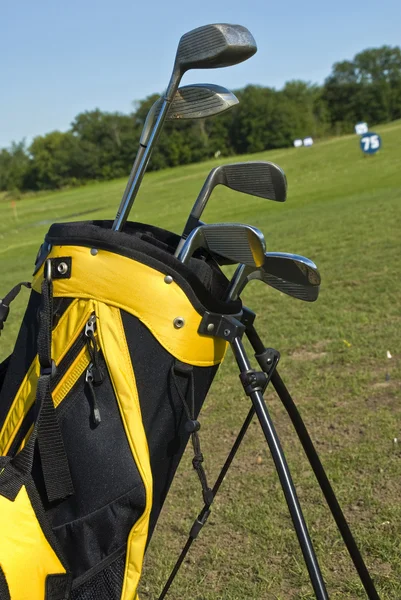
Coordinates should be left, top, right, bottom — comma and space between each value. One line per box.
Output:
40, 333, 147, 583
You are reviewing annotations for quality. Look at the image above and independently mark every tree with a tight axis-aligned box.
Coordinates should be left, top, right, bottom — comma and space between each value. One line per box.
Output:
0, 141, 30, 192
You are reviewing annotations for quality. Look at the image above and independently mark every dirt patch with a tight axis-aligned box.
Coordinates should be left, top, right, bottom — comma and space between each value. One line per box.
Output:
290, 350, 327, 361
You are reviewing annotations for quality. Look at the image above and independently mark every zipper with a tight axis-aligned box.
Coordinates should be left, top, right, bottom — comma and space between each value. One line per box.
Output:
7, 312, 103, 455
85, 364, 102, 426
84, 312, 104, 426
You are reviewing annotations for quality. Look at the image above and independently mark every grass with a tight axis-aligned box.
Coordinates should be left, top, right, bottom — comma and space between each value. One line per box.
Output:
1, 121, 401, 598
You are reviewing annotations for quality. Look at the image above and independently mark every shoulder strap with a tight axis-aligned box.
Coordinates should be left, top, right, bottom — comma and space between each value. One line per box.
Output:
12, 263, 74, 503
0, 282, 31, 336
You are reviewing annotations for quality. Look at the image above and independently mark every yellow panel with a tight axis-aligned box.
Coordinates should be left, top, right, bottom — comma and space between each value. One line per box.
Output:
0, 486, 65, 600
1, 299, 94, 455
96, 302, 153, 600
95, 302, 152, 600
32, 246, 228, 367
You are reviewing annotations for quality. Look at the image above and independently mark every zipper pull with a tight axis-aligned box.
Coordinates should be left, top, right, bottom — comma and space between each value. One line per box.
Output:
86, 364, 101, 426
84, 312, 103, 384
85, 313, 97, 337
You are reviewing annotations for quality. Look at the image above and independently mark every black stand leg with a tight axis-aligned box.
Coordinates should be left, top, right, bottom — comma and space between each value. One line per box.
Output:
246, 323, 380, 600
231, 336, 329, 600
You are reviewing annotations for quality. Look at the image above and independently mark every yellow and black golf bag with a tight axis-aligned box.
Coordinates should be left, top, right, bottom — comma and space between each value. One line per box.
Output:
0, 220, 240, 600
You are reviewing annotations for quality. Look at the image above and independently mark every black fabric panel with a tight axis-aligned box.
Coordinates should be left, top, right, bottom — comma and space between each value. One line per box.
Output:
70, 552, 126, 600
33, 358, 145, 578
0, 289, 41, 430
45, 220, 242, 315
0, 356, 11, 396
45, 574, 72, 600
0, 565, 10, 600
121, 310, 219, 540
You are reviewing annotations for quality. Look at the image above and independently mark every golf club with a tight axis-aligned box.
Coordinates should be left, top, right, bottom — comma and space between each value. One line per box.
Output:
113, 23, 257, 231
226, 252, 321, 301
115, 84, 239, 226
175, 161, 287, 254
176, 223, 266, 267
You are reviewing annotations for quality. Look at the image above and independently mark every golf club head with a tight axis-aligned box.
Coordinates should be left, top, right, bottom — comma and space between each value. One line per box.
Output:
140, 85, 239, 146
209, 161, 287, 203
176, 161, 287, 252
254, 272, 320, 302
226, 253, 320, 301
177, 223, 266, 267
175, 24, 257, 75
263, 253, 321, 286
114, 23, 256, 230
168, 84, 239, 119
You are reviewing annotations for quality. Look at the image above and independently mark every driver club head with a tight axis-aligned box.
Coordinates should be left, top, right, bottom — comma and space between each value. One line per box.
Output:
168, 83, 239, 119
174, 24, 257, 79
114, 23, 256, 230
140, 84, 239, 146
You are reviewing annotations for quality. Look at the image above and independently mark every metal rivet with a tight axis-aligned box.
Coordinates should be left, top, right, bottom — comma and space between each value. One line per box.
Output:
164, 275, 173, 284
90, 248, 98, 256
173, 317, 185, 329
57, 262, 68, 275
223, 329, 231, 337
207, 323, 215, 332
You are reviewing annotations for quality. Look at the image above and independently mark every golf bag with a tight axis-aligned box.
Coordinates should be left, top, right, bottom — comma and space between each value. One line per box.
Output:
0, 219, 241, 600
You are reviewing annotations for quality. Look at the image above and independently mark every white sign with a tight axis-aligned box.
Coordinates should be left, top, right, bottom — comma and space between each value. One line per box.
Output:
293, 139, 303, 148
303, 137, 314, 147
355, 122, 368, 135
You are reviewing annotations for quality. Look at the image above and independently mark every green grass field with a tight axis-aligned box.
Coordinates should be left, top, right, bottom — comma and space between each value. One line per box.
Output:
1, 121, 400, 598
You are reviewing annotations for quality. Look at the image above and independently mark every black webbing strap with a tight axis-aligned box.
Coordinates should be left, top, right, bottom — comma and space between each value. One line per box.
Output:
0, 565, 11, 600
171, 361, 213, 506
0, 281, 31, 336
12, 269, 74, 503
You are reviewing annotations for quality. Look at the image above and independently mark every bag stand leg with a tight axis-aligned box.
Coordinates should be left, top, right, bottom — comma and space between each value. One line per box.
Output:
158, 309, 380, 599
231, 334, 329, 600
245, 321, 380, 600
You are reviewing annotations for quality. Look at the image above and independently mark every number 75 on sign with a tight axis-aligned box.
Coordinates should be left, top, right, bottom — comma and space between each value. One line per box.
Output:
360, 132, 382, 154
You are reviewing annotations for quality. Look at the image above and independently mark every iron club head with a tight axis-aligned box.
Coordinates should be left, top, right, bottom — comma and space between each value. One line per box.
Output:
176, 223, 266, 267
175, 161, 287, 253
226, 252, 321, 301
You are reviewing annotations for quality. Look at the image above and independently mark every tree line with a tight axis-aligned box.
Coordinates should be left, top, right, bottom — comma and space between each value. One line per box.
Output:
1, 45, 400, 194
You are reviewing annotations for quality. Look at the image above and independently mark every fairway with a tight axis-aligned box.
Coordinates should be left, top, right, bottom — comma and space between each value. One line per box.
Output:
1, 121, 400, 598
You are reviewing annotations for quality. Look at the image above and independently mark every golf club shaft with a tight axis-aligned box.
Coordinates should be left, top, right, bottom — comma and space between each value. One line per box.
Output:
115, 145, 146, 223
113, 99, 171, 230
174, 173, 216, 255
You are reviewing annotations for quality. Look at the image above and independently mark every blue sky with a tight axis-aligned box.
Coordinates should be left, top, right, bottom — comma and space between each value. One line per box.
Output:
1, 0, 400, 149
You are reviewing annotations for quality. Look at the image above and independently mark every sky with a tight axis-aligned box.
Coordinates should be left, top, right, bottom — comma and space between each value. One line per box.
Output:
1, 0, 400, 149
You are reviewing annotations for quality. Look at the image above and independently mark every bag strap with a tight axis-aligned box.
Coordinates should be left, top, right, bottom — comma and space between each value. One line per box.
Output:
12, 263, 74, 503
170, 361, 213, 506
0, 282, 31, 336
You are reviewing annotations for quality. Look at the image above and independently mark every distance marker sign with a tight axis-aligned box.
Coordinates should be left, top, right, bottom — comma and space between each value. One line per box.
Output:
360, 132, 382, 154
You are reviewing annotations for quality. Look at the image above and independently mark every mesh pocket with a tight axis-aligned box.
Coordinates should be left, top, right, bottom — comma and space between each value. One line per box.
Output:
70, 553, 126, 600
